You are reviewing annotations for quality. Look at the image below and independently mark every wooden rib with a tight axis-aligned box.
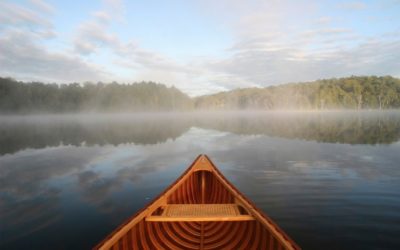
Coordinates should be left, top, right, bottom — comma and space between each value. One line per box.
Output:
219, 222, 249, 249
240, 221, 255, 249
122, 235, 128, 250
269, 233, 274, 250
204, 222, 241, 249
159, 223, 182, 249
203, 221, 216, 231
145, 223, 165, 250
125, 229, 132, 250
237, 221, 255, 249
162, 222, 199, 249
138, 221, 151, 250
203, 222, 226, 238
203, 222, 233, 244
260, 227, 268, 250
200, 222, 204, 250
170, 222, 199, 245
203, 222, 234, 248
153, 222, 180, 250
250, 221, 261, 250
176, 222, 200, 237
190, 174, 197, 204
185, 221, 201, 232
131, 226, 139, 250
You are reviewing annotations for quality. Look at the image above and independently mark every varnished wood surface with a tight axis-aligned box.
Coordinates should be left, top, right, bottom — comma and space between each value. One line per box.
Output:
94, 155, 301, 250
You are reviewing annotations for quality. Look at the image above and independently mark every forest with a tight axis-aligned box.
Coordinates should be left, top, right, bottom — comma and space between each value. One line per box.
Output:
0, 77, 192, 113
195, 76, 400, 110
1, 75, 400, 113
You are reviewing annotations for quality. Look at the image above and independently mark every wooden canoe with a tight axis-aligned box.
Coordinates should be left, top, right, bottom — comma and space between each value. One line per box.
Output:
94, 155, 301, 250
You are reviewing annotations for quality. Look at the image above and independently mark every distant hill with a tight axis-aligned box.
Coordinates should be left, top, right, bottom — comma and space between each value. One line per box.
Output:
195, 76, 400, 110
1, 76, 400, 113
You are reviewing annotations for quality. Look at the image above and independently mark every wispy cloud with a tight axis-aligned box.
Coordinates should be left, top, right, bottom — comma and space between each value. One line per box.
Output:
70, 0, 203, 93
338, 1, 367, 10
29, 0, 55, 14
0, 29, 108, 82
73, 0, 122, 55
74, 19, 119, 55
0, 1, 52, 29
314, 16, 333, 25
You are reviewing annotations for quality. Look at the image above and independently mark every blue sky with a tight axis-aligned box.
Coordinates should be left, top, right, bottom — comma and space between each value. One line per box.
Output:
0, 0, 399, 96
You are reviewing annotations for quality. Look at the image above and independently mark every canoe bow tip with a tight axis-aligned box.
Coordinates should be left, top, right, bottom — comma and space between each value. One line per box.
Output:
192, 154, 214, 172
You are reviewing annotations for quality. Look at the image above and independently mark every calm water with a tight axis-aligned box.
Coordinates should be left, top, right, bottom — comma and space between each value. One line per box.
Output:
1, 112, 400, 250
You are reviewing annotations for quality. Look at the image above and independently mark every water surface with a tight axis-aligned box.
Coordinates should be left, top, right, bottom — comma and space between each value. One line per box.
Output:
1, 111, 400, 250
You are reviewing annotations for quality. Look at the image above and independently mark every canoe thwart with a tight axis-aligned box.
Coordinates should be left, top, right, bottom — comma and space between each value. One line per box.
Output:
146, 204, 255, 222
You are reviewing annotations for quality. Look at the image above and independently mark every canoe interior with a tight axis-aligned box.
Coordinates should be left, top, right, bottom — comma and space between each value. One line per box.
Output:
94, 155, 300, 250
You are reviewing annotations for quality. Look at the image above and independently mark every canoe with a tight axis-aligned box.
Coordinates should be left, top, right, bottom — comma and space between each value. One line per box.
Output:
94, 154, 301, 250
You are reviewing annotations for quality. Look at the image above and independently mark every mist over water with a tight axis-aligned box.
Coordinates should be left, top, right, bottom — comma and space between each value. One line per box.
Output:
1, 111, 400, 250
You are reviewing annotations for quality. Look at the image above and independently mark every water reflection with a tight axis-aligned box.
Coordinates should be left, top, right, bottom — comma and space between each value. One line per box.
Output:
1, 112, 400, 155
0, 112, 400, 249
0, 146, 103, 248
198, 111, 400, 145
0, 114, 192, 155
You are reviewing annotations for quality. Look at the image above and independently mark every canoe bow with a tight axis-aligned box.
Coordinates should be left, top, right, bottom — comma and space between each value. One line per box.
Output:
94, 154, 301, 250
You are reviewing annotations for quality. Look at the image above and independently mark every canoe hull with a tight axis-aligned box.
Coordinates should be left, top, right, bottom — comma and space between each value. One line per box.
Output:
94, 155, 301, 250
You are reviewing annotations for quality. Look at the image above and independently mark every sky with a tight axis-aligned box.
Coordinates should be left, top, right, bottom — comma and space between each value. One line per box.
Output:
0, 0, 399, 96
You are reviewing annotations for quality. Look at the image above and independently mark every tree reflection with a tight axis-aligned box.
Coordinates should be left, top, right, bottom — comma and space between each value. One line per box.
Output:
0, 112, 399, 155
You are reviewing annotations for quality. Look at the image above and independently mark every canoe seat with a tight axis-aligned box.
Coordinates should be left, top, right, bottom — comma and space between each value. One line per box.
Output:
146, 204, 254, 222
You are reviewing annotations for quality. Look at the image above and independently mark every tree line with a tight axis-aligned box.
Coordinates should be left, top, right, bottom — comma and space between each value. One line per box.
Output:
195, 76, 400, 110
0, 77, 193, 113
1, 75, 400, 113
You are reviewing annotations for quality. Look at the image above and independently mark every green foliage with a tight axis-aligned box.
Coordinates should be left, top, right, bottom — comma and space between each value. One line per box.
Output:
1, 76, 400, 113
0, 78, 193, 113
195, 76, 400, 110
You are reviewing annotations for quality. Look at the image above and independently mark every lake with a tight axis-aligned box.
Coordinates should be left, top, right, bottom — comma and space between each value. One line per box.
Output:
1, 111, 400, 250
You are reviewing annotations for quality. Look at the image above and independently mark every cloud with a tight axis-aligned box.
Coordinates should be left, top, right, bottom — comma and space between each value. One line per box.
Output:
0, 1, 111, 83
1, 0, 198, 91
92, 11, 112, 23
301, 28, 353, 37
29, 0, 55, 14
314, 16, 333, 25
0, 1, 52, 29
72, 0, 193, 75
202, 35, 400, 89
70, 1, 203, 94
0, 29, 108, 82
73, 0, 124, 55
0, 146, 103, 200
187, 0, 400, 91
74, 19, 119, 55
338, 2, 367, 10
103, 0, 125, 15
